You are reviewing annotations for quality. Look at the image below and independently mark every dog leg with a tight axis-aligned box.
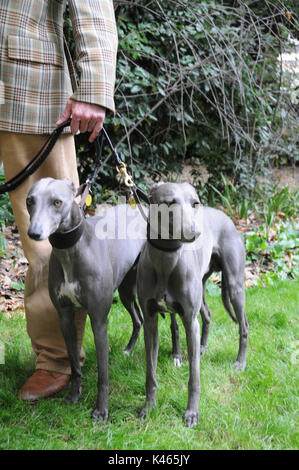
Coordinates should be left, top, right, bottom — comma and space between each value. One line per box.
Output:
58, 306, 82, 404
118, 269, 143, 355
222, 252, 248, 371
170, 313, 182, 367
229, 284, 248, 371
139, 305, 159, 420
182, 315, 201, 427
199, 277, 211, 356
89, 309, 110, 423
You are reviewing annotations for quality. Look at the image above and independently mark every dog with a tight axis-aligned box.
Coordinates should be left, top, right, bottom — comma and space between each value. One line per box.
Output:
26, 177, 146, 422
137, 182, 249, 427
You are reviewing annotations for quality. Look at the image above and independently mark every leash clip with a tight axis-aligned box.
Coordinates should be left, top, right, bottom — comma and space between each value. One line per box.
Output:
116, 162, 134, 188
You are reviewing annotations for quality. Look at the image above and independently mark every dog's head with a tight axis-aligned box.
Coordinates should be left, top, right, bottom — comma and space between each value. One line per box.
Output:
148, 182, 201, 243
26, 177, 77, 240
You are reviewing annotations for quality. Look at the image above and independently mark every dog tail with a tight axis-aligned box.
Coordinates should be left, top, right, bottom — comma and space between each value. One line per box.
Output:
221, 273, 238, 323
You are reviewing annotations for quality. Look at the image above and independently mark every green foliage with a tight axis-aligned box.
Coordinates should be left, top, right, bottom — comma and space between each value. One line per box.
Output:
254, 185, 299, 229
204, 171, 298, 221
245, 221, 299, 284
68, 0, 298, 197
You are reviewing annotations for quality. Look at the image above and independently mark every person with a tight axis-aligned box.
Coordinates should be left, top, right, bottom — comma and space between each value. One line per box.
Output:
0, 0, 118, 400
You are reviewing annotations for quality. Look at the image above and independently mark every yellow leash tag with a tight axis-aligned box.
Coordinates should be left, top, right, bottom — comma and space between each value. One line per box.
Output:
129, 196, 136, 210
85, 194, 92, 207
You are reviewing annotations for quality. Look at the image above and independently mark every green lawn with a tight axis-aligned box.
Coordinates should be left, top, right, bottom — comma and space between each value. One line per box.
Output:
0, 280, 298, 450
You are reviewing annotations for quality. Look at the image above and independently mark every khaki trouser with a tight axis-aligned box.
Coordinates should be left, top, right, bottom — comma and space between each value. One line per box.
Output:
0, 131, 87, 374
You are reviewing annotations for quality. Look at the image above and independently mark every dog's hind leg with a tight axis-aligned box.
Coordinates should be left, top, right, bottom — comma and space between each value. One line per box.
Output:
221, 272, 238, 323
229, 281, 248, 371
199, 273, 212, 356
118, 266, 143, 355
221, 243, 248, 371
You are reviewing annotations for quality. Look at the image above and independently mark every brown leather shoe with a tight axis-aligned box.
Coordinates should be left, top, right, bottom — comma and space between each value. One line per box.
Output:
18, 369, 70, 401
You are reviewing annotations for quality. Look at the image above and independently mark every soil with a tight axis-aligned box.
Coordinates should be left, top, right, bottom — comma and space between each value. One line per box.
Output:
265, 166, 299, 189
0, 226, 27, 314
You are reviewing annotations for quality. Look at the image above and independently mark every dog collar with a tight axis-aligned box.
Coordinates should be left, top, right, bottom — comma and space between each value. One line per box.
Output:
49, 216, 86, 250
146, 224, 183, 252
147, 237, 183, 252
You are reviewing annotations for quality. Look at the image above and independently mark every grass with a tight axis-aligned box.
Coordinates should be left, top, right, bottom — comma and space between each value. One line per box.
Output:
0, 279, 298, 450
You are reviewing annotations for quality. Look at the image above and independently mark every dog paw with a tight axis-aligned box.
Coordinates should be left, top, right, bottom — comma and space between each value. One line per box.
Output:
139, 401, 156, 421
173, 355, 182, 367
184, 409, 199, 428
64, 392, 80, 405
200, 345, 207, 356
139, 407, 147, 421
92, 408, 108, 423
232, 360, 246, 372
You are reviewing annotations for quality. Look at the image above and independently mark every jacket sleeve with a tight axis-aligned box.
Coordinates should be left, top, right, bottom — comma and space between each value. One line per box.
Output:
68, 0, 118, 113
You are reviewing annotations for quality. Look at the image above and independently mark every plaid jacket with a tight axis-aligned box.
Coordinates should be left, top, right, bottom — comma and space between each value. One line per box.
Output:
0, 0, 118, 134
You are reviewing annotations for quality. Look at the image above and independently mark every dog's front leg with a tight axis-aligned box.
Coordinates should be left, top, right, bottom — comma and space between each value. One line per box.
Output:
139, 304, 159, 420
182, 314, 201, 427
89, 311, 110, 423
58, 305, 82, 404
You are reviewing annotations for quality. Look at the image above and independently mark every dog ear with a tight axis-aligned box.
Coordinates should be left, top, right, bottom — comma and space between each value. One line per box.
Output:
181, 182, 195, 191
64, 178, 77, 197
149, 182, 165, 202
150, 181, 164, 193
181, 182, 200, 200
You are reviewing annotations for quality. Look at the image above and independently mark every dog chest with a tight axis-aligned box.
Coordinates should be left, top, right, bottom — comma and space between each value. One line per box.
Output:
55, 253, 82, 307
58, 279, 82, 308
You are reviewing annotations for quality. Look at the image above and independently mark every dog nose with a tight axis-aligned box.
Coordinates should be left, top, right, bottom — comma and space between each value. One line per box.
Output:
28, 227, 42, 241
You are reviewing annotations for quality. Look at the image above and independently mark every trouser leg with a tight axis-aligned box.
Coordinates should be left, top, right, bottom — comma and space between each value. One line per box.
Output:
0, 131, 87, 374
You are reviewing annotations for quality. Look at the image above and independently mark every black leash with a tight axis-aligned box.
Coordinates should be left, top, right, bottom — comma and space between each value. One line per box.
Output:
0, 118, 151, 216
0, 118, 72, 195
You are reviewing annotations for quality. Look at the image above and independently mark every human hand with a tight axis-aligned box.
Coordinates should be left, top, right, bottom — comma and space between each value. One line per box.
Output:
56, 99, 106, 143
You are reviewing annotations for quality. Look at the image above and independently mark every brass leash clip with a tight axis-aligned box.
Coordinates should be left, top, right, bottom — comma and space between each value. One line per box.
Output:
116, 162, 135, 188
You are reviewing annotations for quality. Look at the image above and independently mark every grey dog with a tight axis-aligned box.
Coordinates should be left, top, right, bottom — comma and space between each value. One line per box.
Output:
137, 182, 249, 427
26, 177, 146, 422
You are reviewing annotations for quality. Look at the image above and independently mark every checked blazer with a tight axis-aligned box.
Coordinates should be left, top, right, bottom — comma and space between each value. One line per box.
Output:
0, 0, 118, 134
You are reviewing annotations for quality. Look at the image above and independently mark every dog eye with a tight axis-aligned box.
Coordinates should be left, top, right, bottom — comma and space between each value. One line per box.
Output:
192, 201, 200, 208
26, 197, 33, 207
53, 200, 62, 207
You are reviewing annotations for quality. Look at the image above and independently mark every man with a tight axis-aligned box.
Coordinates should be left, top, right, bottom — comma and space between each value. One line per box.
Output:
0, 0, 118, 399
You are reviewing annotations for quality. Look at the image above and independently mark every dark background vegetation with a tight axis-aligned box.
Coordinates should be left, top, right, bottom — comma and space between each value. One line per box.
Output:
64, 0, 299, 205
1, 0, 298, 280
